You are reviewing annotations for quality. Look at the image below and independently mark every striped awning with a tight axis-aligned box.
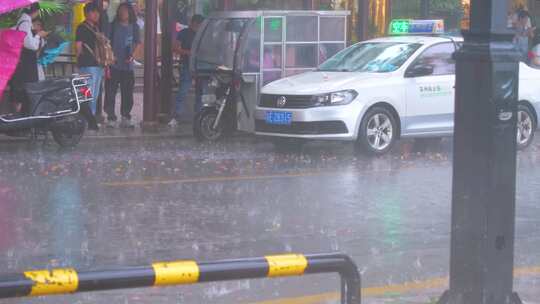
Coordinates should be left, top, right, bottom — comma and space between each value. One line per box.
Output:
0, 0, 39, 15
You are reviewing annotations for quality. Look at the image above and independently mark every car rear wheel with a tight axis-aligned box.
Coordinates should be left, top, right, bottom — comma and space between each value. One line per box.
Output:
517, 104, 536, 150
357, 107, 397, 156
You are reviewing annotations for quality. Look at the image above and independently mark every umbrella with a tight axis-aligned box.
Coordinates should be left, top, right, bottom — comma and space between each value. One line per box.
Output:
0, 0, 39, 16
0, 30, 26, 102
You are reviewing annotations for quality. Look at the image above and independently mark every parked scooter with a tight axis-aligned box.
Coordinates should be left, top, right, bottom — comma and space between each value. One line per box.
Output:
193, 66, 236, 141
0, 75, 94, 148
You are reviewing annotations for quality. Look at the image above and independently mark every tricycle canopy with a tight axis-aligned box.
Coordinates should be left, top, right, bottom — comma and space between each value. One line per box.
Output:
191, 10, 351, 86
190, 10, 350, 135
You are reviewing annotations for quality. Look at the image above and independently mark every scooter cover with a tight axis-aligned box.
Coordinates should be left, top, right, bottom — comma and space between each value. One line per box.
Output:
0, 0, 38, 15
0, 30, 25, 102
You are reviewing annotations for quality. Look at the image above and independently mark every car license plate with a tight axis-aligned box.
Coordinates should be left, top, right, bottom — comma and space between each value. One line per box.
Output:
265, 111, 292, 125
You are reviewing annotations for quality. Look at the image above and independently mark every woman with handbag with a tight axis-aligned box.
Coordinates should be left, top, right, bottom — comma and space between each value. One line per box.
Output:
9, 3, 48, 114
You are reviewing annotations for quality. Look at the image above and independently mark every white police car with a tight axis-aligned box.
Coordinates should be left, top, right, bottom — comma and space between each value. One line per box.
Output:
255, 20, 540, 155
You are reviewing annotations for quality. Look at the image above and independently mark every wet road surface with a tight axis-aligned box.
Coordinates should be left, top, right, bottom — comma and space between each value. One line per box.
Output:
0, 136, 539, 303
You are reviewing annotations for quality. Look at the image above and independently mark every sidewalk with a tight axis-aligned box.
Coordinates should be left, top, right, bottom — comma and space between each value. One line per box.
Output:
0, 89, 196, 142
91, 88, 193, 138
361, 272, 540, 304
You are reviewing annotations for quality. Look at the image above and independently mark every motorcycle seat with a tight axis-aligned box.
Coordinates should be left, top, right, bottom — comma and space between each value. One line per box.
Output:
25, 78, 71, 96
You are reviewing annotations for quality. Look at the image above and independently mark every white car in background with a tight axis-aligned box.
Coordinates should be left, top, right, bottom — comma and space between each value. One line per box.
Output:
256, 35, 540, 155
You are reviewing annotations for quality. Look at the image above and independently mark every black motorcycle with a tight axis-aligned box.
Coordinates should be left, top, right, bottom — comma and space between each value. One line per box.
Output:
0, 75, 94, 148
193, 67, 236, 141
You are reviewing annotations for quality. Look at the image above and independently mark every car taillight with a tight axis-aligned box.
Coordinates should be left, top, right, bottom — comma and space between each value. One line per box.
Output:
80, 86, 92, 98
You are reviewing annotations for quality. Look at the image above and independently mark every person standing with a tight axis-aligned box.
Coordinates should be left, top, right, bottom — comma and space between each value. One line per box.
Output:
75, 3, 104, 116
104, 3, 141, 128
168, 14, 204, 127
509, 4, 525, 29
514, 9, 535, 62
10, 3, 48, 114
32, 18, 47, 81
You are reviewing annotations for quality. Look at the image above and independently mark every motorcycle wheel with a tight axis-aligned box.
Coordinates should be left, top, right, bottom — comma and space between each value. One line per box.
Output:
51, 114, 87, 148
193, 108, 226, 142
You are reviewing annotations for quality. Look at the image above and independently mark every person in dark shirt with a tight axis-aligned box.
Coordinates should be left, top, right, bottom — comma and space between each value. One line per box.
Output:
104, 2, 141, 129
169, 14, 204, 127
75, 3, 103, 117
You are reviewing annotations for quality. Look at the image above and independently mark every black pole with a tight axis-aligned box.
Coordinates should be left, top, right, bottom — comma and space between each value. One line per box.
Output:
420, 0, 430, 19
143, 0, 158, 128
95, 0, 104, 121
439, 0, 522, 303
160, 0, 175, 121
357, 0, 369, 41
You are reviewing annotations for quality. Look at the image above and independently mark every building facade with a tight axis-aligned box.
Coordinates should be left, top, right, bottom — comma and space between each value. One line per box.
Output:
93, 0, 540, 42
56, 0, 540, 45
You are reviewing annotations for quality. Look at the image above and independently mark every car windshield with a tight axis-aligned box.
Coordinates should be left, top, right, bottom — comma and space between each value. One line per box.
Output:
318, 42, 422, 73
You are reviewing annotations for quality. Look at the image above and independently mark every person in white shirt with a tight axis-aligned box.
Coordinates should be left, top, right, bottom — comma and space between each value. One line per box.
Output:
32, 18, 47, 81
9, 3, 48, 113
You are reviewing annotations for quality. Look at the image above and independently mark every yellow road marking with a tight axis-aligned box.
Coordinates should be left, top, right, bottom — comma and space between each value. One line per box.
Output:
24, 268, 79, 297
363, 277, 447, 296
103, 168, 397, 188
102, 171, 337, 187
152, 261, 200, 286
265, 254, 308, 278
250, 265, 540, 304
253, 292, 338, 304
514, 266, 540, 276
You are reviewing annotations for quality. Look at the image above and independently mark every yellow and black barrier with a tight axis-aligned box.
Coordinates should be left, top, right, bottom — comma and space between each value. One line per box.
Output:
0, 253, 361, 303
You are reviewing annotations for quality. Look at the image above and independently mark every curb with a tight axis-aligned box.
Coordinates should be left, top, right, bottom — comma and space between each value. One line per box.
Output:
0, 130, 255, 144
0, 131, 191, 144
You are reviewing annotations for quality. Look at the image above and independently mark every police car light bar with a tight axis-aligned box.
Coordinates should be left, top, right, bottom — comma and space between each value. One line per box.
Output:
389, 19, 445, 35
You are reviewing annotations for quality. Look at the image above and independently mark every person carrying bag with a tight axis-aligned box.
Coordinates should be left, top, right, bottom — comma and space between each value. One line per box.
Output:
10, 3, 48, 114
75, 3, 114, 117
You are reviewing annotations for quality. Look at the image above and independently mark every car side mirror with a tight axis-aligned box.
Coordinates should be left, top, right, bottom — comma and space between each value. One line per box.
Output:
405, 64, 434, 78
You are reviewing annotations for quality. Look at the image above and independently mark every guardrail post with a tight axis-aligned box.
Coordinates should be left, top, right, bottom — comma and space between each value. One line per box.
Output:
341, 255, 361, 304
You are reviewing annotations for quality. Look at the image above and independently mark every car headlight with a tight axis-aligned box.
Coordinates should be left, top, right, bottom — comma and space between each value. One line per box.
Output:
312, 90, 358, 106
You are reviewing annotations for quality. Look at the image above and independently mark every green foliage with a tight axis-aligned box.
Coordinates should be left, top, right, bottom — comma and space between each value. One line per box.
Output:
392, 0, 422, 19
430, 0, 463, 13
39, 0, 69, 17
392, 0, 463, 18
0, 11, 19, 29
0, 0, 68, 29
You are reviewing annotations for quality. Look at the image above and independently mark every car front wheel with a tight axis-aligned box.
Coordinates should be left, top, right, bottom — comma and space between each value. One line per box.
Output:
357, 107, 397, 156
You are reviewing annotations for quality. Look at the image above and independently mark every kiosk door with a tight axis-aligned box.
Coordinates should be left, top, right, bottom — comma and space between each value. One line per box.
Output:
236, 18, 262, 133
237, 74, 260, 133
